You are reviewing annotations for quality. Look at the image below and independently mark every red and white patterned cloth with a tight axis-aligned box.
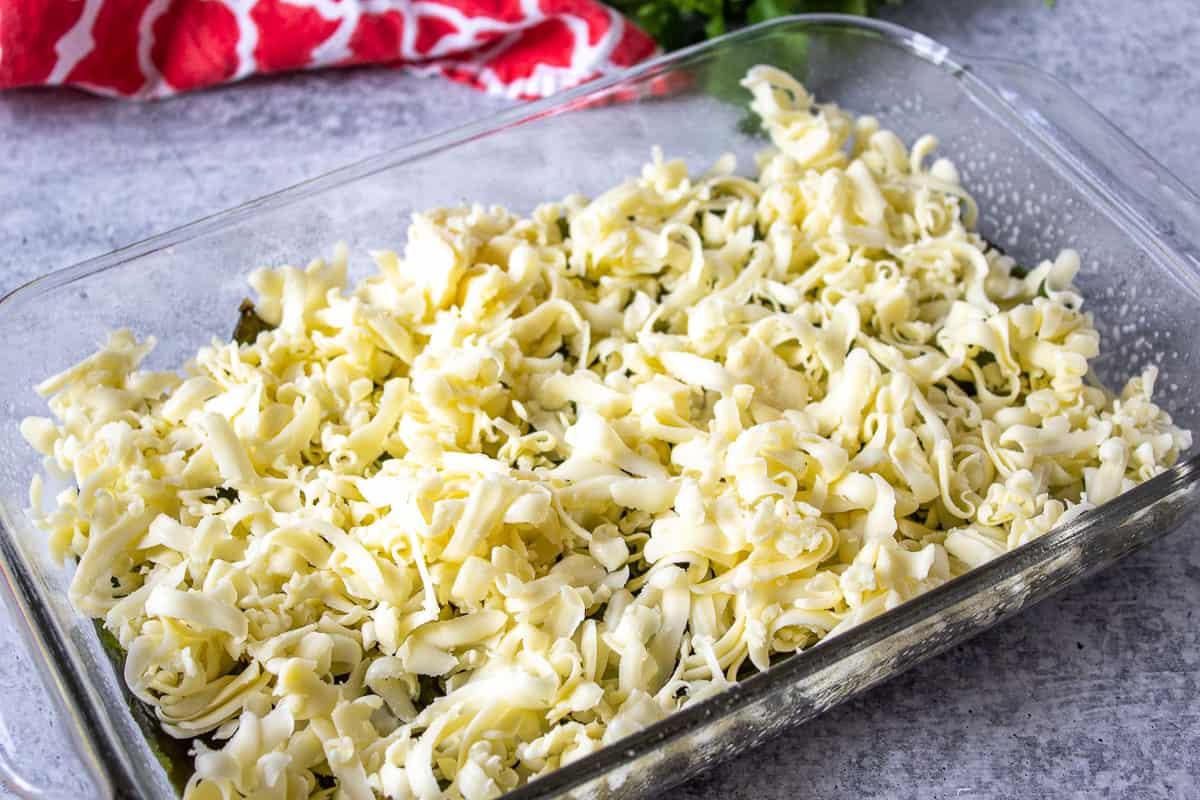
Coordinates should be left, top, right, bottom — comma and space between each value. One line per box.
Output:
0, 0, 659, 100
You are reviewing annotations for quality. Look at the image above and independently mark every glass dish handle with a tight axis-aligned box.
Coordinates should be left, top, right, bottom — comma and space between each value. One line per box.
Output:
970, 58, 1200, 279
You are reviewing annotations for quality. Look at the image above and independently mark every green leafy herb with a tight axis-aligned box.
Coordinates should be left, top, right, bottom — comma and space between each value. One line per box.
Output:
94, 620, 124, 662
736, 110, 765, 136
415, 674, 445, 712
92, 621, 194, 792
610, 0, 893, 52
950, 376, 977, 397
214, 485, 239, 503
981, 236, 1007, 257
233, 298, 274, 346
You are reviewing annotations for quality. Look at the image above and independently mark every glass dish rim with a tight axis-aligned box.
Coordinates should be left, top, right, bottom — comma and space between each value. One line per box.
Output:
2, 13, 1199, 799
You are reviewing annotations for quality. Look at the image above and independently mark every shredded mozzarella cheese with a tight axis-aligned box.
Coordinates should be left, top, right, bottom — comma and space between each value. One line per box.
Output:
22, 66, 1190, 800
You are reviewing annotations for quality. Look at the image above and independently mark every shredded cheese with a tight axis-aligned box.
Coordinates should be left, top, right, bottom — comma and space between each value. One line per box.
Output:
22, 66, 1190, 800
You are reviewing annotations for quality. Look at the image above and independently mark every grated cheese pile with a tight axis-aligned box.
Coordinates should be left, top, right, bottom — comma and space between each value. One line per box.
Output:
21, 66, 1190, 800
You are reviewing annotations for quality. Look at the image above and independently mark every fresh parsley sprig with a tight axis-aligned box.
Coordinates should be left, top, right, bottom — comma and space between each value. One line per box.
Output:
611, 0, 893, 50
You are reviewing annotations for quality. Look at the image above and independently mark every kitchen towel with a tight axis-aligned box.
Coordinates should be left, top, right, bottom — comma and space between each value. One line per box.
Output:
0, 0, 659, 99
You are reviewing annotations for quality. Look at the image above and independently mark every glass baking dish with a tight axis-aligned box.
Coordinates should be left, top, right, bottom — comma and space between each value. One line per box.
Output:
2, 14, 1200, 800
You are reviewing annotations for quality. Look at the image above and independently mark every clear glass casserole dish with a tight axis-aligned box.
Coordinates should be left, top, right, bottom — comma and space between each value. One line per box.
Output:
2, 14, 1199, 800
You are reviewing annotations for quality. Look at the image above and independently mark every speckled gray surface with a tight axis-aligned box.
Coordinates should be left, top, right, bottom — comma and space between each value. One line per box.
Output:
1, 0, 1198, 797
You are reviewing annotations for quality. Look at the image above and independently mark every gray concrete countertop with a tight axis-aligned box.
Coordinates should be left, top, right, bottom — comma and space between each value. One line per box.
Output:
1, 0, 1197, 797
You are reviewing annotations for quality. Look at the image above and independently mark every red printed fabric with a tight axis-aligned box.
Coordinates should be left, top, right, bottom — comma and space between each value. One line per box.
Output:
0, 0, 660, 100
